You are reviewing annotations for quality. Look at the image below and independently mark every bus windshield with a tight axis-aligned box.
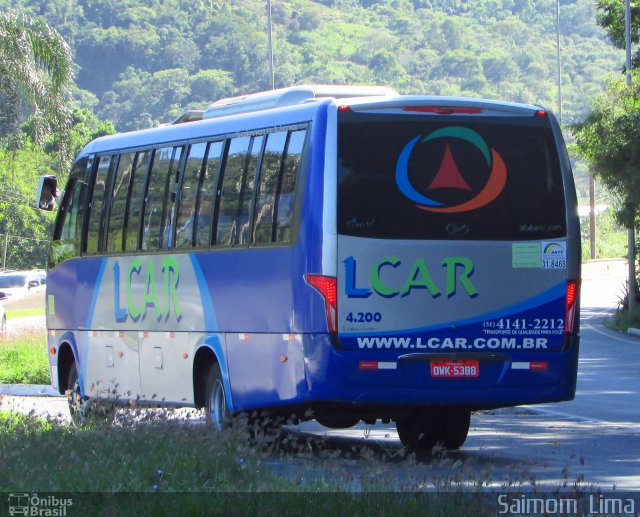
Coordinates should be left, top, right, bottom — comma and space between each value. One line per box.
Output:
337, 113, 566, 241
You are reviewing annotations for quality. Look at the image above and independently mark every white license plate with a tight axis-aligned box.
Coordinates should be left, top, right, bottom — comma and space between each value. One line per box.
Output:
430, 359, 479, 378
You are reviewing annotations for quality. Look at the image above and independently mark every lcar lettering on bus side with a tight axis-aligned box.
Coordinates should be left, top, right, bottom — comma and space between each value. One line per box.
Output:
113, 257, 182, 322
344, 256, 478, 299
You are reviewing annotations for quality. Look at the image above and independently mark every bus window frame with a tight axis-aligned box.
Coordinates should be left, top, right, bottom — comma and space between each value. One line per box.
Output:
216, 135, 253, 248
120, 150, 148, 253
175, 140, 213, 249
53, 157, 89, 244
195, 139, 225, 249
84, 153, 116, 256
236, 134, 266, 247
79, 155, 95, 255
166, 144, 188, 251
211, 139, 231, 247
102, 152, 123, 255
271, 127, 309, 245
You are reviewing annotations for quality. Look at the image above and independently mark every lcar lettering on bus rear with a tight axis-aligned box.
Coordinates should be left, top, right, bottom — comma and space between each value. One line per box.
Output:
344, 255, 478, 299
113, 257, 182, 322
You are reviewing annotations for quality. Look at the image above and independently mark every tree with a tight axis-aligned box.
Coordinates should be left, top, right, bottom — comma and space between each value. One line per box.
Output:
597, 0, 640, 68
189, 69, 235, 105
99, 67, 192, 131
43, 108, 116, 172
0, 12, 73, 156
0, 109, 115, 270
572, 73, 640, 230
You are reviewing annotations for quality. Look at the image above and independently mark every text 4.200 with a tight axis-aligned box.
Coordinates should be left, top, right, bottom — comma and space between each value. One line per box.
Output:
346, 312, 382, 323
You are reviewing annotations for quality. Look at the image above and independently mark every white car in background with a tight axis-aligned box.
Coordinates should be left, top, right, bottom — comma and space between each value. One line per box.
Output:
0, 270, 46, 334
0, 271, 45, 300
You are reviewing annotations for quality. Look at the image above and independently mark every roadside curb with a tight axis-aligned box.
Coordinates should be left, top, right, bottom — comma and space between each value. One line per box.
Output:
0, 384, 61, 397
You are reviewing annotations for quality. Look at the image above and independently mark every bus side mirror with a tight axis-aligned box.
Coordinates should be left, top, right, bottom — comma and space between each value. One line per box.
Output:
36, 175, 58, 211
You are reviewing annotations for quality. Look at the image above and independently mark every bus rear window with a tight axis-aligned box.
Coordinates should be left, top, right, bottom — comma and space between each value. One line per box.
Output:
337, 114, 566, 241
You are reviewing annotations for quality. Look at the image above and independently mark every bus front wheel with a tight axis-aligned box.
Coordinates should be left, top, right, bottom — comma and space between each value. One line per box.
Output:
66, 363, 89, 425
396, 408, 471, 452
205, 364, 231, 431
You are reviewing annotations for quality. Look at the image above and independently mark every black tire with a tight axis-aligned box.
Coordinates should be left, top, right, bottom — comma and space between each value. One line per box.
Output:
440, 408, 471, 450
205, 364, 231, 431
396, 408, 471, 452
396, 409, 441, 452
66, 363, 88, 425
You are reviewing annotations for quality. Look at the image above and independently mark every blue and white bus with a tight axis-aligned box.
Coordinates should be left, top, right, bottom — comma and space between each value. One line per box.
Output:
39, 85, 580, 450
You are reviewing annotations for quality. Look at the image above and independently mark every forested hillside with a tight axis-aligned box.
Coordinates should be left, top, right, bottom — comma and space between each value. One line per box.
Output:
0, 0, 625, 132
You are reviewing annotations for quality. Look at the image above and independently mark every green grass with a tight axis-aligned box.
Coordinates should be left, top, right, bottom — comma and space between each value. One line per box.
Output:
605, 305, 640, 333
580, 208, 628, 261
0, 328, 49, 384
0, 411, 489, 514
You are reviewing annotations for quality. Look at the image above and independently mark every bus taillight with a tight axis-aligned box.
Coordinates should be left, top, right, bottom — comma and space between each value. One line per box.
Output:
565, 279, 580, 334
305, 274, 338, 334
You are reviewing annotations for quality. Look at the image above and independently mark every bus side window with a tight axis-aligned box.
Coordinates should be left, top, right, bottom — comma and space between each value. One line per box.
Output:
195, 141, 223, 248
176, 142, 207, 249
51, 161, 88, 266
236, 135, 264, 245
217, 136, 250, 247
85, 155, 113, 255
165, 147, 184, 249
274, 129, 306, 243
252, 131, 287, 245
106, 153, 135, 253
124, 150, 151, 251
142, 146, 184, 251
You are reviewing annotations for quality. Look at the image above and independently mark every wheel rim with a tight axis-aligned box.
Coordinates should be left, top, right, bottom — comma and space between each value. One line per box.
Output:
209, 378, 226, 431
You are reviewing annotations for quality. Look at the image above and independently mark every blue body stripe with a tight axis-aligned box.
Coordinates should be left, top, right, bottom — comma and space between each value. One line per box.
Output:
85, 258, 107, 328
189, 254, 219, 331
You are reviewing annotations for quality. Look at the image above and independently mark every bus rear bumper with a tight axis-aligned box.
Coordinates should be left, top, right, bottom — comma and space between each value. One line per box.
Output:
301, 334, 580, 410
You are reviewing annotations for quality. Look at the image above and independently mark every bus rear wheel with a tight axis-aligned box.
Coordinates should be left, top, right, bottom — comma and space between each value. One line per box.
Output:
396, 408, 471, 452
205, 364, 231, 431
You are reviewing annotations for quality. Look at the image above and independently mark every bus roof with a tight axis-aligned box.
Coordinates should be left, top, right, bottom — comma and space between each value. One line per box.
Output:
202, 84, 399, 119
77, 87, 552, 160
